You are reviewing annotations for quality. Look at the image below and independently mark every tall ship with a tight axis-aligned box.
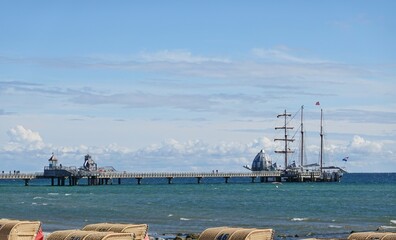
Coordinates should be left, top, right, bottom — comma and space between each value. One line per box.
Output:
245, 105, 346, 182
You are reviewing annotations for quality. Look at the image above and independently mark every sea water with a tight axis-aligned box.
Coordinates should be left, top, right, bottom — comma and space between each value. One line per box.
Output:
0, 173, 395, 239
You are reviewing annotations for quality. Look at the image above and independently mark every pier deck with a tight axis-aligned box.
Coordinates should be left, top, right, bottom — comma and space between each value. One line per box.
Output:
0, 170, 325, 186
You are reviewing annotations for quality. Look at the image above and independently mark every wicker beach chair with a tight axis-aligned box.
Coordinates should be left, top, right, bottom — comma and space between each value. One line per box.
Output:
214, 228, 244, 240
365, 232, 389, 240
228, 228, 274, 240
84, 232, 133, 240
0, 219, 41, 240
46, 230, 134, 240
348, 232, 378, 240
198, 227, 229, 240
382, 233, 396, 240
82, 223, 148, 240
199, 227, 274, 240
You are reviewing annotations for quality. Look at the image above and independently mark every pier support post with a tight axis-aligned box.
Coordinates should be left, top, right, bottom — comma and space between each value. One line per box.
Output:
260, 177, 268, 183
197, 177, 202, 184
73, 177, 79, 186
24, 179, 29, 186
136, 178, 142, 185
58, 177, 65, 186
118, 178, 121, 184
167, 177, 173, 184
51, 177, 54, 186
251, 177, 255, 183
224, 177, 229, 184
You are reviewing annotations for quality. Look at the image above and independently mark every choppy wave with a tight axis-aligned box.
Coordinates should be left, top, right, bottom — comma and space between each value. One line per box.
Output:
1, 173, 396, 239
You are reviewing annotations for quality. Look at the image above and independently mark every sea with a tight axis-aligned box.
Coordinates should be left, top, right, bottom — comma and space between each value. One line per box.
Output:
1, 173, 395, 239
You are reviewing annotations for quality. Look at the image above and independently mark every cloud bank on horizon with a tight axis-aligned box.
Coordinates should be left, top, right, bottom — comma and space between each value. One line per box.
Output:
0, 1, 395, 172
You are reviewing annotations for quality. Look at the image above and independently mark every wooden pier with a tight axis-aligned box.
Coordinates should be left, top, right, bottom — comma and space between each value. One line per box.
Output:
0, 170, 327, 186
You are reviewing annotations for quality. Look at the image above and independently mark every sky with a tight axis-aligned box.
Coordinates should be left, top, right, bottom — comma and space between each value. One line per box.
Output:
1, 1, 395, 173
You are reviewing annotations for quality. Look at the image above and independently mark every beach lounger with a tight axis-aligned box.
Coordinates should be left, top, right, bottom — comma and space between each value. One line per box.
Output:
46, 230, 134, 240
82, 223, 148, 240
0, 219, 42, 240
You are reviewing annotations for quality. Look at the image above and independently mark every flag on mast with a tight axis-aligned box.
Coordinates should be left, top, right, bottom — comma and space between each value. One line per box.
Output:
315, 101, 320, 106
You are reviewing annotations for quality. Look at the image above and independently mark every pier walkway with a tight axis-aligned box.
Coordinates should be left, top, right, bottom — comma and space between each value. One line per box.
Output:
0, 170, 323, 186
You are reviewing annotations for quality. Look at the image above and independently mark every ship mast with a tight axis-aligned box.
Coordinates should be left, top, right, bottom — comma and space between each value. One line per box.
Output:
275, 110, 294, 170
300, 105, 304, 168
320, 108, 323, 172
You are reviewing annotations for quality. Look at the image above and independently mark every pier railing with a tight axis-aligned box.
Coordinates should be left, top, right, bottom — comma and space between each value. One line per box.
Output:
0, 171, 324, 180
0, 173, 37, 179
96, 171, 283, 179
0, 169, 331, 186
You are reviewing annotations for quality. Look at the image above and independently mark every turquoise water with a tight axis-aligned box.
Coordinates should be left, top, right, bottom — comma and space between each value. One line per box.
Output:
1, 173, 395, 239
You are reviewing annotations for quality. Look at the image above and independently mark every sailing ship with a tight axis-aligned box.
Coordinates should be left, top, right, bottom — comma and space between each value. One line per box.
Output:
245, 105, 346, 182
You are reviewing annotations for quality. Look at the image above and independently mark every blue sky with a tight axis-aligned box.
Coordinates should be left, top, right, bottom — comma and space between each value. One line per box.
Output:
1, 1, 395, 173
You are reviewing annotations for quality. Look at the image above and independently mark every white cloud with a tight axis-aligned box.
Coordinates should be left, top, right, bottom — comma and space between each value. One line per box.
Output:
348, 135, 382, 153
6, 125, 45, 150
251, 47, 327, 64
139, 50, 230, 63
0, 125, 395, 173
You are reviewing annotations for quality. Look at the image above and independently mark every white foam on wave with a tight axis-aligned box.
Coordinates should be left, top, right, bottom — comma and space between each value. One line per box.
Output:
329, 225, 343, 229
32, 202, 48, 206
291, 218, 309, 221
33, 196, 43, 199
48, 193, 59, 196
65, 193, 72, 196
391, 220, 396, 225
168, 214, 173, 217
379, 226, 396, 230
180, 218, 190, 221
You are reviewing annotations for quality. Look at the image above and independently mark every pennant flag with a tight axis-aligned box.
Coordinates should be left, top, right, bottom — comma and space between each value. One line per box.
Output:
342, 157, 349, 162
315, 101, 320, 106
